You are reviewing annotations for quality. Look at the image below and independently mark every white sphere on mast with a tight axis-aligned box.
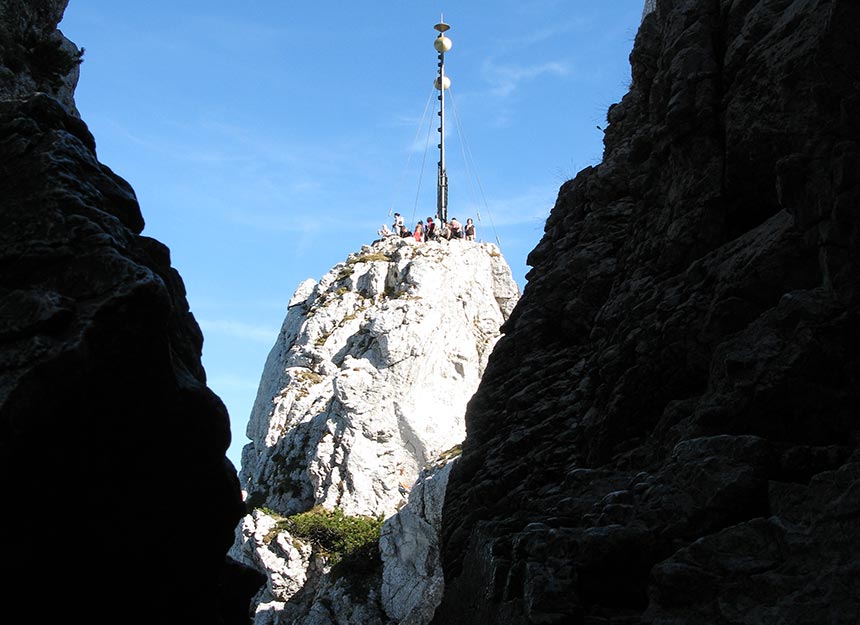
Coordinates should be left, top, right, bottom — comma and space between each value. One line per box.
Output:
434, 75, 451, 90
434, 35, 453, 53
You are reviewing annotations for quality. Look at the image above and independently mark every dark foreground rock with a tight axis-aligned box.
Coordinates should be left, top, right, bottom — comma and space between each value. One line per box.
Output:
0, 2, 263, 623
434, 0, 860, 623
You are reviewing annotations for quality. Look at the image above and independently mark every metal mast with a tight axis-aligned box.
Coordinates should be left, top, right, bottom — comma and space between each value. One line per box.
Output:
433, 18, 452, 226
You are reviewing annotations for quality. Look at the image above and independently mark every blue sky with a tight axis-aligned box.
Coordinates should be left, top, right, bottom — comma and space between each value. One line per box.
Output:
58, 1, 645, 470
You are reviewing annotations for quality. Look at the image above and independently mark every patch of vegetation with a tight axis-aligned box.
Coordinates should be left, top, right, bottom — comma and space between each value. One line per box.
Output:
425, 443, 463, 470
334, 286, 349, 296
438, 443, 462, 463
315, 332, 331, 346
335, 267, 354, 281
348, 251, 389, 265
295, 370, 323, 384
277, 505, 385, 593
259, 507, 287, 544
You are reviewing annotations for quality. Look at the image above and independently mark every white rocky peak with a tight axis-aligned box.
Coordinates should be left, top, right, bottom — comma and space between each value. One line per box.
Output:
230, 235, 518, 623
238, 236, 518, 517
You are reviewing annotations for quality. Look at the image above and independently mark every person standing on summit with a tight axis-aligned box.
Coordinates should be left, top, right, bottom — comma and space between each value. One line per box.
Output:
464, 217, 475, 240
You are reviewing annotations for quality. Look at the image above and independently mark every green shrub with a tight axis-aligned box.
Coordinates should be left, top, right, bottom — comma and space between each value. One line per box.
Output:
278, 505, 385, 595
279, 506, 383, 566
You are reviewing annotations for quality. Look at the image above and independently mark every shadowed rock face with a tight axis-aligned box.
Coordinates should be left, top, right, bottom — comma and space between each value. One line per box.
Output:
434, 0, 860, 623
0, 2, 263, 623
0, 0, 81, 115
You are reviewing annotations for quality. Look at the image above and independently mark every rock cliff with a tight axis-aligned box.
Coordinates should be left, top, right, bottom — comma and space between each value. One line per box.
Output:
0, 2, 263, 623
230, 236, 519, 624
433, 0, 860, 623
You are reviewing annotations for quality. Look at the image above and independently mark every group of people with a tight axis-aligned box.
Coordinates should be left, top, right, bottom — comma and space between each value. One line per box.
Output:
378, 213, 476, 242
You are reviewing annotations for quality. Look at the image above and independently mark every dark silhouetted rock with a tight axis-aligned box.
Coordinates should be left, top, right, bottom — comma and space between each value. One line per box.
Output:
434, 0, 860, 623
0, 2, 263, 623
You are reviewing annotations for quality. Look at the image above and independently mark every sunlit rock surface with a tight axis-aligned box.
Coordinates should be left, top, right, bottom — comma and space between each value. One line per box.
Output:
380, 453, 457, 625
231, 236, 518, 623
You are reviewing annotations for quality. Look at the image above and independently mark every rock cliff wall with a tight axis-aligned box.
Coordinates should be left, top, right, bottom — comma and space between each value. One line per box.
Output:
0, 2, 262, 623
230, 236, 519, 624
434, 0, 860, 623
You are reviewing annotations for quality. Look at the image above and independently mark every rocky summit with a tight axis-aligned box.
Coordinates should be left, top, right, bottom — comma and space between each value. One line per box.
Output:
230, 236, 519, 624
432, 0, 860, 624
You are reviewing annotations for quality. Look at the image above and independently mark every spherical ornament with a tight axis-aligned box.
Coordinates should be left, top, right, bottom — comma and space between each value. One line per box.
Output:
434, 35, 452, 53
434, 75, 451, 90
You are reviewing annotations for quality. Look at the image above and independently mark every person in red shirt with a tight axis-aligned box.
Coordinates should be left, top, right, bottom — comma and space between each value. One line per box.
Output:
449, 217, 463, 239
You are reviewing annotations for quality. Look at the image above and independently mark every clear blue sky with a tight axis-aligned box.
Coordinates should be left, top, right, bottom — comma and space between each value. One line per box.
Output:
58, 1, 645, 470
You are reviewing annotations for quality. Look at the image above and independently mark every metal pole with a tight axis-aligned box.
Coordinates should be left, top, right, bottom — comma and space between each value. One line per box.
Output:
438, 49, 447, 227
434, 20, 451, 227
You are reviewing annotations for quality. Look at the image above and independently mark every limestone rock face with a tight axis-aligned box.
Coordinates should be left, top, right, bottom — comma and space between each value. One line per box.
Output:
0, 4, 263, 623
434, 0, 860, 623
380, 454, 457, 625
232, 236, 518, 623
